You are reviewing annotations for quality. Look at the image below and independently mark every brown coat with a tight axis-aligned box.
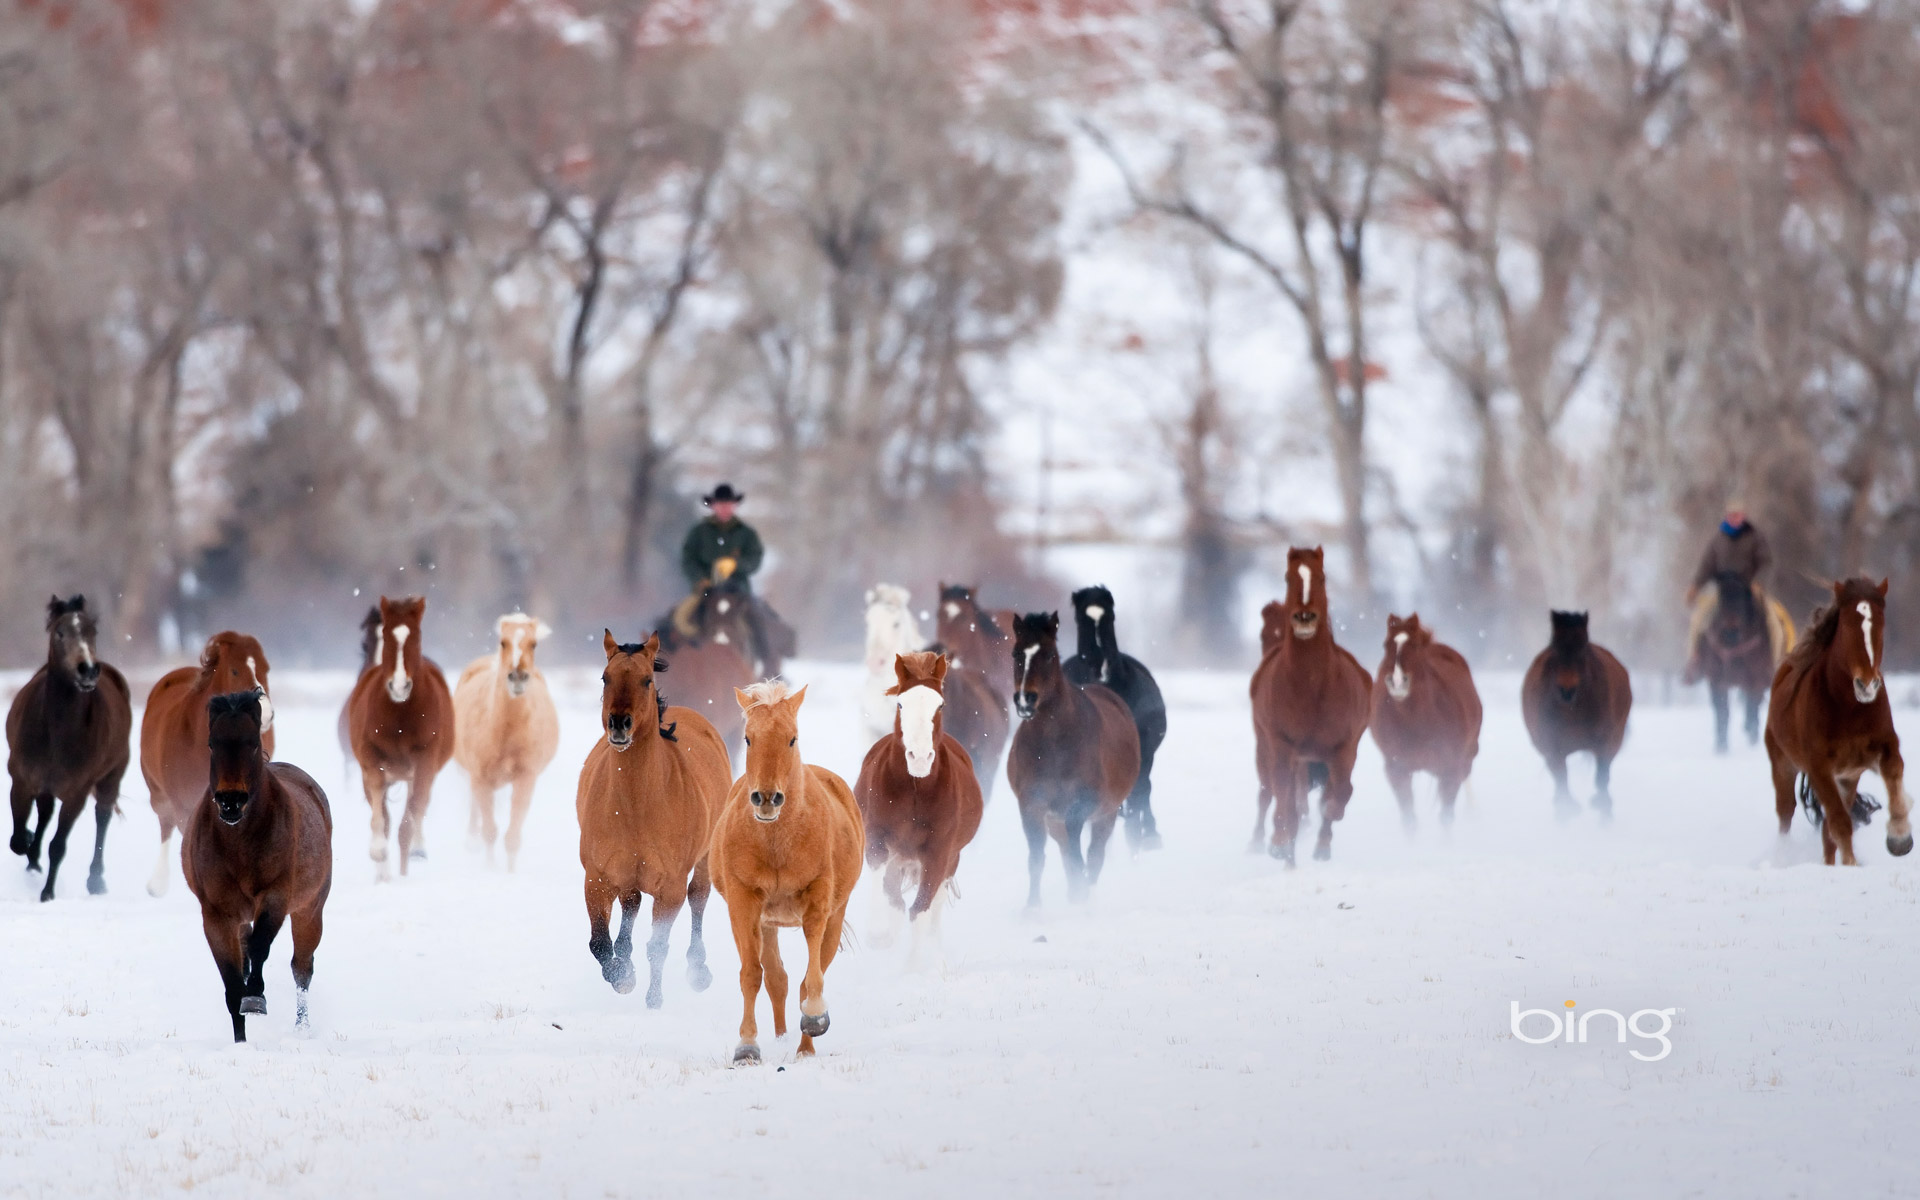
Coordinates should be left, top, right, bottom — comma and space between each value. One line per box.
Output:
1691, 524, 1772, 589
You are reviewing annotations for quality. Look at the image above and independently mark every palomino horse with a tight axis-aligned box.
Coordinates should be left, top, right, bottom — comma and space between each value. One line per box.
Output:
346, 595, 456, 878
711, 682, 863, 1063
1369, 614, 1481, 828
1520, 611, 1633, 819
935, 583, 1018, 700
1248, 548, 1372, 864
1765, 578, 1910, 865
7, 596, 132, 901
576, 633, 731, 1003
336, 606, 382, 777
853, 651, 984, 962
664, 578, 758, 758
1007, 613, 1140, 906
183, 692, 331, 1042
453, 613, 560, 870
1695, 571, 1794, 754
140, 631, 274, 897
1063, 585, 1167, 850
861, 584, 926, 746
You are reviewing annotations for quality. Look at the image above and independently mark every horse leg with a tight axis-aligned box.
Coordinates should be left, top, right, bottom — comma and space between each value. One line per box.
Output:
685, 857, 714, 991
796, 890, 833, 1052
907, 853, 944, 972
761, 924, 791, 1043
1132, 736, 1162, 851
469, 776, 498, 865
1591, 754, 1615, 821
1710, 683, 1730, 755
148, 814, 176, 898
1744, 689, 1763, 747
1546, 754, 1575, 819
612, 889, 642, 991
728, 899, 765, 1064
1057, 800, 1091, 903
9, 778, 33, 859
1766, 728, 1796, 837
38, 794, 88, 902
203, 911, 248, 1042
398, 765, 436, 869
1316, 754, 1357, 862
361, 766, 392, 882
241, 908, 285, 1015
86, 769, 123, 896
290, 906, 322, 1032
1384, 758, 1417, 832
503, 775, 536, 873
1882, 747, 1912, 857
1020, 799, 1048, 909
1269, 754, 1302, 866
1248, 785, 1273, 854
1436, 768, 1465, 829
584, 877, 631, 993
26, 792, 54, 870
865, 859, 900, 949
1806, 772, 1855, 865
644, 883, 688, 1011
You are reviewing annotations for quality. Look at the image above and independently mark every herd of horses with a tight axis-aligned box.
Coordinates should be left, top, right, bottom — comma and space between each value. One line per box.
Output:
1, 550, 1911, 1052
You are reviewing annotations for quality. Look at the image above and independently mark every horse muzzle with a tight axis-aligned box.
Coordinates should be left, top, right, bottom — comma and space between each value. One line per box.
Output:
1013, 694, 1037, 721
1291, 614, 1320, 640
749, 790, 785, 822
213, 791, 250, 825
1855, 675, 1883, 704
386, 681, 413, 704
506, 671, 530, 698
905, 751, 935, 778
1557, 686, 1578, 704
607, 714, 634, 751
74, 664, 100, 692
1386, 673, 1410, 702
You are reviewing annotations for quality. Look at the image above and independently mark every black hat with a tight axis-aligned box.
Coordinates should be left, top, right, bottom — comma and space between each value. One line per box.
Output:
703, 483, 745, 506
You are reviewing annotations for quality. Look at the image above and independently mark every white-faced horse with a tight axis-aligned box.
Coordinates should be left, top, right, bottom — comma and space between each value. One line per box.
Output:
862, 585, 926, 745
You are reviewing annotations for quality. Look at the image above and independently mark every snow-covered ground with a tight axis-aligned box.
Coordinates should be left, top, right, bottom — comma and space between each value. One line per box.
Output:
2, 660, 1916, 1198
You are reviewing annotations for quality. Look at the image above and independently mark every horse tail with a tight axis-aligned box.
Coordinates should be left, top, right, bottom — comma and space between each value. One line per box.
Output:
838, 922, 861, 954
1797, 774, 1885, 829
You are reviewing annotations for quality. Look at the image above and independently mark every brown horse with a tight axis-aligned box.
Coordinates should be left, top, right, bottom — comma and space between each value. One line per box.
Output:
1765, 578, 1910, 865
454, 613, 560, 871
938, 662, 1009, 803
663, 579, 757, 759
710, 682, 863, 1064
936, 583, 1019, 701
1695, 571, 1793, 754
1248, 548, 1372, 864
7, 596, 132, 901
1369, 614, 1481, 829
576, 633, 732, 1003
184, 691, 332, 1042
336, 605, 382, 777
346, 595, 456, 879
1006, 613, 1140, 906
853, 652, 985, 961
139, 631, 275, 898
1521, 611, 1633, 819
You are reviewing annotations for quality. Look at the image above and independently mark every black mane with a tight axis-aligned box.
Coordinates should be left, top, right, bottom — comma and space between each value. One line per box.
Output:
45, 594, 86, 630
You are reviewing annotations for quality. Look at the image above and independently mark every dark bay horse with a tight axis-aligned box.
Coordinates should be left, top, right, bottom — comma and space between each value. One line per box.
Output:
1765, 578, 1909, 865
662, 581, 758, 759
1062, 585, 1167, 850
936, 583, 1018, 701
938, 662, 1009, 803
1696, 571, 1792, 753
1369, 614, 1481, 828
140, 631, 274, 897
184, 692, 332, 1042
1248, 548, 1372, 864
1521, 611, 1633, 819
854, 651, 985, 962
346, 595, 455, 879
7, 596, 132, 901
1006, 613, 1140, 906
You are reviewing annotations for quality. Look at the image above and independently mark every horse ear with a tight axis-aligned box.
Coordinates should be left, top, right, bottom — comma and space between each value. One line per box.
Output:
603, 630, 620, 659
733, 686, 755, 712
535, 620, 553, 642
643, 633, 661, 657
786, 684, 808, 711
1879, 578, 1890, 597
932, 655, 949, 682
1046, 612, 1059, 633
890, 655, 912, 695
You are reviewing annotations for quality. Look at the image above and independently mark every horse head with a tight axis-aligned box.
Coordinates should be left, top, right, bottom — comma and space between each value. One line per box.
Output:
1010, 611, 1062, 721
1546, 610, 1592, 705
1831, 578, 1888, 704
698, 575, 755, 651
886, 650, 949, 777
1382, 613, 1432, 701
358, 606, 383, 670
495, 613, 552, 698
206, 691, 270, 825
734, 680, 808, 822
1284, 546, 1329, 641
199, 632, 271, 707
45, 594, 101, 692
600, 631, 669, 751
377, 595, 427, 704
864, 584, 921, 672
1070, 585, 1117, 661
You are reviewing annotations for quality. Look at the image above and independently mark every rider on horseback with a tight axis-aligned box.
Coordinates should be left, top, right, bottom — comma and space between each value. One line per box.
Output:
670, 483, 790, 670
1682, 500, 1785, 682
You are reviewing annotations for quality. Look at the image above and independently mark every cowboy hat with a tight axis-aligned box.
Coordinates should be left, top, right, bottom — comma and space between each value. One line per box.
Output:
703, 483, 746, 506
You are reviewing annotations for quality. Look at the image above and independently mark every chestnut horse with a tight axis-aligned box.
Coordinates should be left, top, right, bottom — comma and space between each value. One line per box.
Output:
454, 613, 560, 870
936, 583, 1018, 701
1765, 578, 1910, 865
1248, 548, 1372, 864
1369, 614, 1481, 828
140, 631, 274, 898
853, 652, 984, 961
1695, 571, 1794, 754
861, 584, 926, 746
346, 595, 456, 878
1007, 613, 1140, 906
1063, 585, 1167, 850
7, 596, 132, 901
1521, 611, 1633, 819
710, 682, 863, 1064
664, 578, 757, 759
576, 633, 731, 1003
184, 692, 331, 1042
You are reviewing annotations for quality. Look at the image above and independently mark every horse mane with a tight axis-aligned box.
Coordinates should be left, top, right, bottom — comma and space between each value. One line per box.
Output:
738, 679, 796, 709
207, 691, 262, 721
869, 583, 911, 609
45, 594, 86, 629
885, 650, 946, 696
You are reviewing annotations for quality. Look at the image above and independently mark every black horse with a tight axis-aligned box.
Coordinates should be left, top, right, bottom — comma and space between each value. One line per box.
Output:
7, 596, 133, 901
1062, 586, 1168, 850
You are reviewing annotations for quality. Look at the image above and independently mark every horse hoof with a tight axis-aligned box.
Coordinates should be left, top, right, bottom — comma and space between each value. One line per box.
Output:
1267, 843, 1294, 866
8, 833, 26, 855
800, 1012, 829, 1038
240, 996, 267, 1015
645, 987, 664, 1010
732, 1042, 761, 1065
687, 962, 713, 992
1889, 833, 1914, 857
409, 847, 427, 862
38, 887, 54, 903
1141, 833, 1164, 851
1312, 844, 1331, 862
610, 963, 636, 995
87, 875, 107, 896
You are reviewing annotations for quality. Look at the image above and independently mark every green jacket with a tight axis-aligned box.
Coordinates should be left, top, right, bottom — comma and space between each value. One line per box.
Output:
681, 517, 764, 591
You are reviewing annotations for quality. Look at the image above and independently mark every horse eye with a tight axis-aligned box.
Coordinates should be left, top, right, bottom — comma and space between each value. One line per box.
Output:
744, 737, 751, 747
600, 674, 608, 685
788, 737, 796, 747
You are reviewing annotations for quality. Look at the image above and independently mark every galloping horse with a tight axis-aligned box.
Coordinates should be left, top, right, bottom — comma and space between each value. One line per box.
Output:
854, 652, 984, 961
935, 583, 1018, 701
1369, 614, 1481, 828
140, 631, 274, 897
663, 578, 757, 758
1248, 548, 1372, 864
7, 596, 132, 901
337, 606, 382, 777
1765, 578, 1910, 865
1063, 585, 1167, 850
576, 633, 731, 1003
710, 682, 864, 1063
183, 692, 331, 1042
346, 595, 455, 878
939, 660, 1010, 803
861, 585, 926, 746
1695, 571, 1794, 753
1521, 611, 1633, 819
453, 614, 560, 870
1006, 613, 1140, 906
